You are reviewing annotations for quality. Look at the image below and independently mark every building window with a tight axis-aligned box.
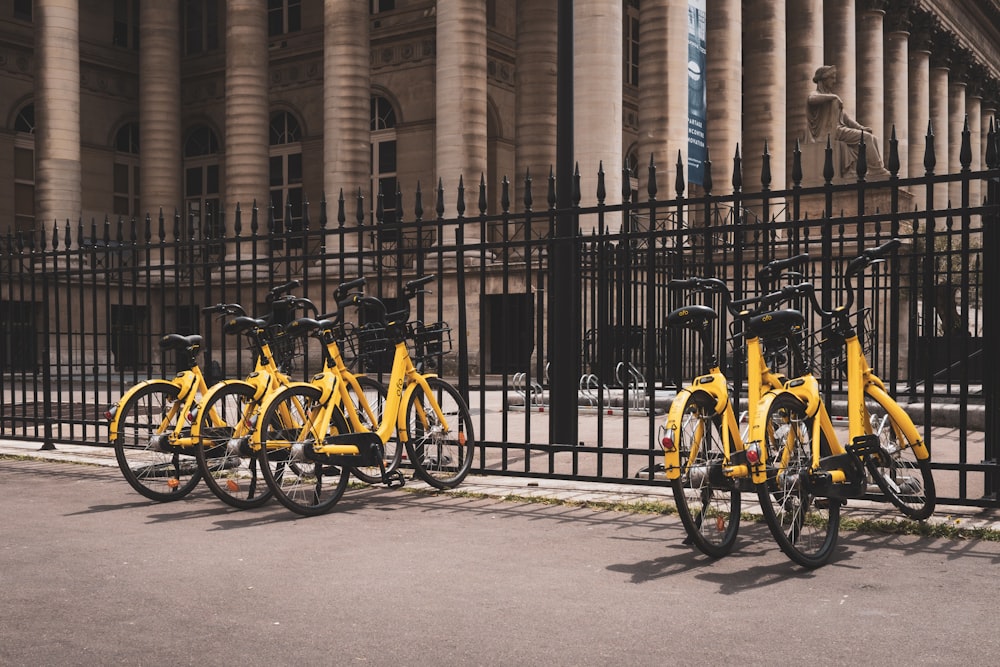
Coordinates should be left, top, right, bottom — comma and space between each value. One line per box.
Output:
113, 0, 139, 50
371, 0, 395, 13
268, 0, 301, 37
184, 0, 219, 55
13, 0, 32, 21
13, 104, 35, 235
269, 112, 303, 249
370, 96, 398, 242
624, 0, 639, 87
184, 126, 222, 256
113, 123, 140, 218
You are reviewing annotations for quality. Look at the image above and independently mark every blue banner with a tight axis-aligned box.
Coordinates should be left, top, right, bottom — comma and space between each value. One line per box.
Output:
687, 0, 707, 186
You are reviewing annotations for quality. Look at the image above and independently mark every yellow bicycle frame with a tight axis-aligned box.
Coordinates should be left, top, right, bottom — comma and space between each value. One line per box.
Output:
662, 326, 785, 481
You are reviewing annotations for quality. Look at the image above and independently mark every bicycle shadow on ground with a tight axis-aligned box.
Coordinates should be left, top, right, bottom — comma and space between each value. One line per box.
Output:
607, 522, 850, 588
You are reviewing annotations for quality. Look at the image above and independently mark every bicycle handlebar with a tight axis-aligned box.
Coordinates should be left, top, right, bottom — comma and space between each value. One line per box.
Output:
202, 303, 247, 316
404, 274, 436, 296
755, 253, 809, 289
266, 280, 300, 302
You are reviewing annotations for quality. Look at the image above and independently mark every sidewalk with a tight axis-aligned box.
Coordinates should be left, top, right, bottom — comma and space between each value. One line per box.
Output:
4, 436, 1000, 534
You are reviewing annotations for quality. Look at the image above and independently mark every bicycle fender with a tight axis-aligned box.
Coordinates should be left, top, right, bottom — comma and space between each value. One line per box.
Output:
251, 380, 317, 445
660, 387, 693, 480
746, 389, 784, 485
189, 379, 255, 438
865, 384, 930, 460
107, 378, 179, 442
396, 382, 422, 440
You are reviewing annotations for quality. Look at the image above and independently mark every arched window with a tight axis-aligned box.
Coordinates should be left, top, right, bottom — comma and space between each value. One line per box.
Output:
269, 111, 303, 249
184, 125, 222, 253
13, 103, 34, 234
113, 122, 140, 218
371, 96, 398, 240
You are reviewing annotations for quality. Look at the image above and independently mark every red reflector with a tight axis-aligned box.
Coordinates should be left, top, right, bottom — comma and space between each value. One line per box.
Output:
746, 444, 760, 464
661, 436, 675, 451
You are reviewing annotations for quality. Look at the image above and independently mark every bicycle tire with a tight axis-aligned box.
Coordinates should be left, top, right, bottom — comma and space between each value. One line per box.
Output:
256, 385, 351, 516
347, 376, 403, 484
112, 381, 202, 501
863, 392, 936, 520
668, 391, 741, 558
194, 382, 273, 509
756, 392, 840, 568
403, 377, 475, 489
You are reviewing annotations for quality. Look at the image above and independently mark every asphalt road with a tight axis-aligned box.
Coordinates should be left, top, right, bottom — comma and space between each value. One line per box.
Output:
3, 459, 1000, 666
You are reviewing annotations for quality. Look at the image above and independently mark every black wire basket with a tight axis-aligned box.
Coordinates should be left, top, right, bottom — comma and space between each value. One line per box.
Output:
266, 324, 305, 373
407, 320, 453, 365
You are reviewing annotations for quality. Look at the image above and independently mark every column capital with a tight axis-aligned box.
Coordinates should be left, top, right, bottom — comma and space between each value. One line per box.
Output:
884, 0, 918, 33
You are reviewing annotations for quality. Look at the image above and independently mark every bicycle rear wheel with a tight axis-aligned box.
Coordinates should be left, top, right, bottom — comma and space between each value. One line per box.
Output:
195, 382, 273, 509
863, 393, 936, 520
756, 392, 840, 568
667, 391, 741, 559
347, 375, 402, 484
112, 381, 202, 501
257, 385, 351, 516
403, 377, 475, 489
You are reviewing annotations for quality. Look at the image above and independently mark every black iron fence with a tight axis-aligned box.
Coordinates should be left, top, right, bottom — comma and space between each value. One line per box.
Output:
3, 128, 1000, 507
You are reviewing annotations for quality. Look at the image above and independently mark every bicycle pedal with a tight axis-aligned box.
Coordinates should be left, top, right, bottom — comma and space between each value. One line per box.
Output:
384, 470, 406, 489
848, 434, 881, 458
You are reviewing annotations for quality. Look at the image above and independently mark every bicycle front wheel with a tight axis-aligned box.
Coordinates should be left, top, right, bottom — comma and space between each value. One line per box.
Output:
347, 376, 402, 484
668, 391, 741, 559
112, 381, 202, 501
403, 377, 475, 489
756, 392, 840, 569
195, 382, 273, 509
257, 385, 351, 517
863, 393, 936, 520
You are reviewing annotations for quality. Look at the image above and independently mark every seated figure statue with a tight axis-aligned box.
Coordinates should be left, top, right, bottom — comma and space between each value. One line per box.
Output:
806, 65, 890, 178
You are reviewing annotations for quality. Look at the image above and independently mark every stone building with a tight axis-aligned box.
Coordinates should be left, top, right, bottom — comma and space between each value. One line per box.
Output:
1, 1, 999, 376
2, 1, 999, 239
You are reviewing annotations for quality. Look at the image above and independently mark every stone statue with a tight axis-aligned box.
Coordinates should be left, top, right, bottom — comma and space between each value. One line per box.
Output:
807, 65, 889, 178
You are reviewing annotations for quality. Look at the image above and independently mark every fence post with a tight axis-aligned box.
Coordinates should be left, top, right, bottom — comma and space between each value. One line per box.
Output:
983, 121, 1000, 501
549, 0, 579, 446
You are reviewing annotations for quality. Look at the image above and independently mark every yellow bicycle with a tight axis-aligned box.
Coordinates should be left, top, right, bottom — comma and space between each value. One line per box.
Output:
190, 285, 316, 508
746, 239, 936, 568
661, 254, 808, 557
254, 275, 474, 516
106, 281, 304, 501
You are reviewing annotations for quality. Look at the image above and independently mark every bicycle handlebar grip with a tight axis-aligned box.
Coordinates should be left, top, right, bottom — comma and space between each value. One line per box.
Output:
756, 253, 810, 286
267, 280, 301, 301
846, 238, 901, 278
289, 297, 318, 315
404, 274, 436, 295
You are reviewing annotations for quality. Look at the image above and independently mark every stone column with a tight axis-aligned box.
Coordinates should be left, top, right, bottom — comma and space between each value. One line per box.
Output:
742, 0, 785, 191
705, 0, 741, 192
856, 5, 885, 160
436, 0, 487, 245
224, 0, 269, 250
574, 0, 622, 209
786, 0, 823, 179
325, 0, 369, 251
928, 62, 950, 205
35, 0, 81, 228
139, 0, 182, 218
948, 79, 967, 206
884, 26, 909, 177
824, 0, 856, 115
907, 48, 930, 179
637, 0, 687, 207
514, 0, 557, 219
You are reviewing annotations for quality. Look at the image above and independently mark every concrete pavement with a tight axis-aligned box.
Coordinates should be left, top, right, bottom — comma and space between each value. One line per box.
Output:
3, 454, 1000, 666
